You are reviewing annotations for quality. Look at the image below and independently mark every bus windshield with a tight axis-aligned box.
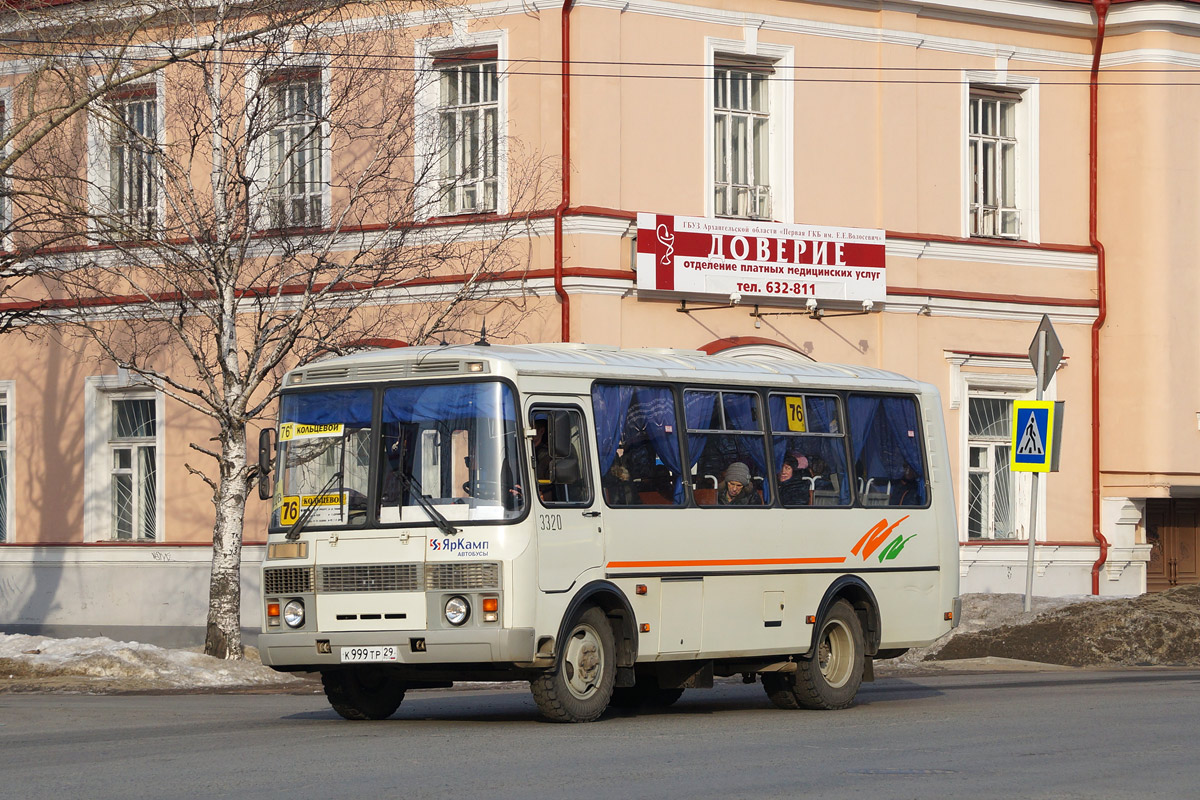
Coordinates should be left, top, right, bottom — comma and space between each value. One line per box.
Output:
272, 381, 525, 529
378, 381, 524, 523
275, 389, 374, 529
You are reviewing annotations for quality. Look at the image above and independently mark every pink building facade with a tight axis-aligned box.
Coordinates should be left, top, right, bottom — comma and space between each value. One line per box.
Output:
2, 0, 1197, 643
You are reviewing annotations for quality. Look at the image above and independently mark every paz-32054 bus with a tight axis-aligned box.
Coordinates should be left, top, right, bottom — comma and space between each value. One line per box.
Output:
256, 344, 960, 722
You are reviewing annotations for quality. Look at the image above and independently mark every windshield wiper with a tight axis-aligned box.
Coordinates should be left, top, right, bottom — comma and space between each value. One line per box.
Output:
392, 468, 459, 538
285, 469, 344, 541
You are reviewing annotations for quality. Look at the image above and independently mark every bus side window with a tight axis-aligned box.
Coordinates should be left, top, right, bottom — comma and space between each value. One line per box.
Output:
685, 389, 770, 507
847, 394, 928, 508
530, 407, 593, 507
768, 393, 851, 508
592, 384, 685, 507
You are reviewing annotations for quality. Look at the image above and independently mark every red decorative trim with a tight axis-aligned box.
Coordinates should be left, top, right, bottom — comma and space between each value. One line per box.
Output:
344, 338, 408, 350
568, 205, 636, 220
106, 83, 156, 102
431, 49, 499, 67
261, 67, 321, 85
889, 286, 1099, 308
887, 230, 1095, 255
698, 336, 807, 357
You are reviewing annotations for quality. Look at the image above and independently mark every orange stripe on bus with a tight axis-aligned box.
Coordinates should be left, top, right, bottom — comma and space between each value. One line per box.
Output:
606, 557, 847, 568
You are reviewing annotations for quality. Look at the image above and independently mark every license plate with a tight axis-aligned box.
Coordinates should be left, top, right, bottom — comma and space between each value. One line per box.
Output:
340, 645, 398, 663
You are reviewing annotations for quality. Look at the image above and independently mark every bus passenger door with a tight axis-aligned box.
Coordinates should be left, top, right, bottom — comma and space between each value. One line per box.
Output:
528, 404, 603, 592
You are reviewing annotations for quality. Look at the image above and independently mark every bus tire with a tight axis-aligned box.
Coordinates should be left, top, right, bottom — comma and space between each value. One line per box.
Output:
321, 667, 407, 721
530, 606, 616, 722
762, 599, 864, 711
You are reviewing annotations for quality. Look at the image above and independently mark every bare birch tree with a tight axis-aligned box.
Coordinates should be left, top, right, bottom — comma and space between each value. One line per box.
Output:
10, 0, 549, 657
0, 0, 398, 324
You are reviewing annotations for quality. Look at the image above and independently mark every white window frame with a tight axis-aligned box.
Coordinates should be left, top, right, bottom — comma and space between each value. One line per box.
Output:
246, 59, 332, 231
84, 376, 165, 542
962, 71, 1039, 243
966, 394, 1019, 541
85, 74, 166, 235
414, 29, 508, 221
0, 380, 12, 544
946, 354, 1053, 543
705, 37, 793, 223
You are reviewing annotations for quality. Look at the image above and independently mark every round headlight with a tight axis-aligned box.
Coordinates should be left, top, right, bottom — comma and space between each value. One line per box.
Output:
444, 596, 470, 626
283, 599, 305, 628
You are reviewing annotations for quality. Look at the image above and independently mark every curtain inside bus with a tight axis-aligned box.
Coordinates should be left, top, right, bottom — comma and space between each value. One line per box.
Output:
592, 384, 685, 504
847, 395, 926, 505
286, 390, 374, 427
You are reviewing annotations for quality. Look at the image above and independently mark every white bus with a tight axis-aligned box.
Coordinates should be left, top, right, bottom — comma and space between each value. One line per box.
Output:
257, 343, 960, 722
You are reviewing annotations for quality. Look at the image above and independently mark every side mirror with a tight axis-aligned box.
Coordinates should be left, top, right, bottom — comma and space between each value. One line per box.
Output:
550, 456, 581, 485
548, 411, 573, 460
257, 428, 275, 501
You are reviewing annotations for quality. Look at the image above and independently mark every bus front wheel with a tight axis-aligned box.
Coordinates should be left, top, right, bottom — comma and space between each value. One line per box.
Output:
321, 667, 407, 720
531, 606, 616, 722
763, 599, 865, 710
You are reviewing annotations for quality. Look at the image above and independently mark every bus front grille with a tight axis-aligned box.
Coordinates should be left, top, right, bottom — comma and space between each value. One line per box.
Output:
425, 562, 500, 590
263, 566, 315, 595
318, 564, 422, 593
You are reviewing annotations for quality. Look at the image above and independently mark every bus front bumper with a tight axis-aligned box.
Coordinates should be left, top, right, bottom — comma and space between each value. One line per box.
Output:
258, 627, 536, 669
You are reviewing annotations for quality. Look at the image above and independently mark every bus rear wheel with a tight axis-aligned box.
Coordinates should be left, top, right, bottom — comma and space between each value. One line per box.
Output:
763, 599, 865, 710
321, 667, 407, 720
530, 606, 616, 722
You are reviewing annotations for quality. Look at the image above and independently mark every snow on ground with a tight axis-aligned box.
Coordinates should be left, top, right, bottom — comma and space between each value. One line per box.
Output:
2, 588, 1197, 693
0, 634, 302, 690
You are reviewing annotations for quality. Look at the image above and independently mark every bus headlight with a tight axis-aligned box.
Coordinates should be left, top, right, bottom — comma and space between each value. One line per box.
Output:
283, 599, 305, 629
444, 596, 470, 626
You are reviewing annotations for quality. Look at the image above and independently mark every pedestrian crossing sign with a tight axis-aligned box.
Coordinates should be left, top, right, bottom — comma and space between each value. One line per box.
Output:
1010, 400, 1062, 473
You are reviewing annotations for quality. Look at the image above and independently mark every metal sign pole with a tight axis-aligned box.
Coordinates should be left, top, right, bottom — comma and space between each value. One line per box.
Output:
1024, 330, 1047, 613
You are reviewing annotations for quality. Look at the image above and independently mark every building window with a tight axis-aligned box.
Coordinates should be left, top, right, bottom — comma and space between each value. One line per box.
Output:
437, 54, 498, 215
0, 389, 8, 543
107, 87, 158, 230
109, 396, 157, 541
967, 396, 1015, 539
968, 89, 1020, 238
267, 72, 324, 228
713, 63, 771, 219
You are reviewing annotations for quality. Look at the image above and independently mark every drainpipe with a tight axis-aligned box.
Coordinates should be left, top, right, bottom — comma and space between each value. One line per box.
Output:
552, 0, 575, 342
1089, 0, 1111, 595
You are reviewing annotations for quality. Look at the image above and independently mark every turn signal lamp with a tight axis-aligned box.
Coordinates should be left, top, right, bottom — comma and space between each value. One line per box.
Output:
267, 602, 281, 627
482, 597, 499, 622
635, 584, 648, 595
639, 623, 651, 633
944, 611, 954, 621
805, 615, 817, 624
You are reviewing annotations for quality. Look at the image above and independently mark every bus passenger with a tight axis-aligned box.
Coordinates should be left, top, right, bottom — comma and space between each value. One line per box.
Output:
719, 462, 760, 506
603, 459, 639, 505
890, 464, 922, 506
805, 455, 833, 493
777, 454, 810, 506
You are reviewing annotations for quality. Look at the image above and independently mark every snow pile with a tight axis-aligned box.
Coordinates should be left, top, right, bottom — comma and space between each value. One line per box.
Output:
0, 634, 302, 689
881, 592, 1103, 669
929, 584, 1200, 667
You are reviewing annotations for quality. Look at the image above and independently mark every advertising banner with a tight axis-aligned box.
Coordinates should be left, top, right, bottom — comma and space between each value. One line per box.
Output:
636, 212, 886, 303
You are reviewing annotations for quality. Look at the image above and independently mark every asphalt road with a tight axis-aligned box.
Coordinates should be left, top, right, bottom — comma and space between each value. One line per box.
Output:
2, 669, 1198, 799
